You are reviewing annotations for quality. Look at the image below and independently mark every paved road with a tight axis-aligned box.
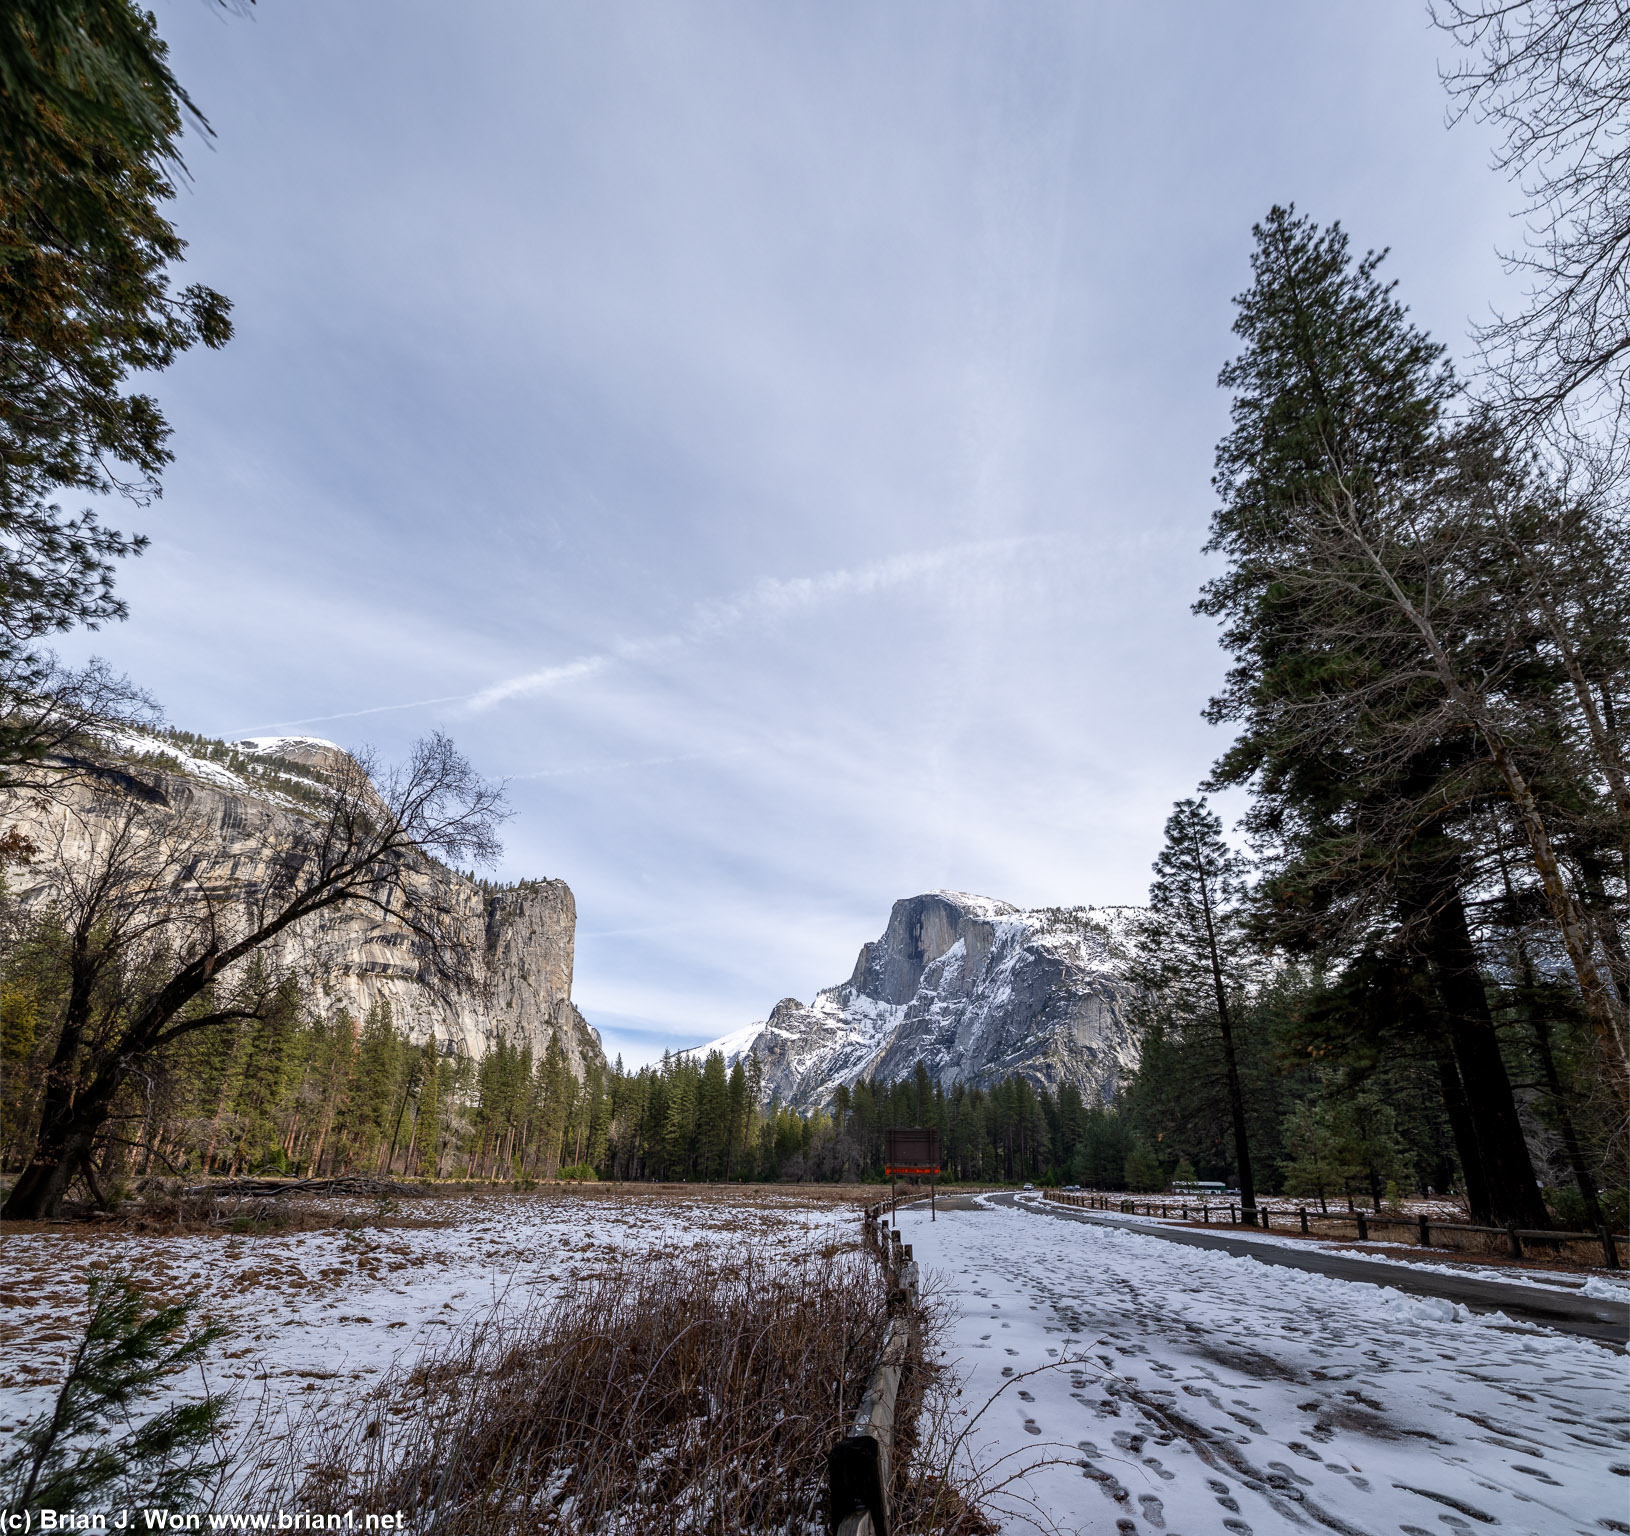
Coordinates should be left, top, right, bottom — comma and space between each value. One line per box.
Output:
981, 1191, 1630, 1346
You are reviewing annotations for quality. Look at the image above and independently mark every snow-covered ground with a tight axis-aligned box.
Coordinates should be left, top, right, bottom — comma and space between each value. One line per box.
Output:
1052, 1205, 1630, 1303
0, 1190, 854, 1455
902, 1195, 1629, 1536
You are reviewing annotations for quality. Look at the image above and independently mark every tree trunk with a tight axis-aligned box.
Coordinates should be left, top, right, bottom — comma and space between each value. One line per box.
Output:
3, 1075, 116, 1219
3, 974, 98, 1219
1193, 833, 1257, 1213
1431, 1039, 1491, 1220
1422, 893, 1551, 1228
1526, 1008, 1604, 1230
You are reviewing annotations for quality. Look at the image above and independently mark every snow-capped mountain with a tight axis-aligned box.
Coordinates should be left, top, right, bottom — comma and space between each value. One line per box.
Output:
700, 891, 1143, 1110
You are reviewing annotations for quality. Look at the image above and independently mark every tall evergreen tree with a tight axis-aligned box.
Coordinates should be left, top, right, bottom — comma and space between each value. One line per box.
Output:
1136, 798, 1260, 1213
1198, 205, 1550, 1227
1, 2, 236, 780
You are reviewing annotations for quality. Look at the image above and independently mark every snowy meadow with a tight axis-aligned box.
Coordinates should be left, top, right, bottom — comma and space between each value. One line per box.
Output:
0, 1188, 860, 1442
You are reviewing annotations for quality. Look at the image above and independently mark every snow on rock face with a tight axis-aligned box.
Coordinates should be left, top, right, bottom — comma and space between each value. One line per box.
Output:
12, 737, 604, 1077
232, 735, 350, 774
705, 891, 1142, 1108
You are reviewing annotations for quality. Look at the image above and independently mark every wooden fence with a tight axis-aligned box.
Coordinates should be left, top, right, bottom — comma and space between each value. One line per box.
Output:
1043, 1189, 1624, 1269
825, 1202, 920, 1536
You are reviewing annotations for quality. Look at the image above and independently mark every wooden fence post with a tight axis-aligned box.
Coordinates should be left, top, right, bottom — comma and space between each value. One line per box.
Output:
1418, 1214, 1431, 1247
1356, 1213, 1368, 1242
829, 1208, 920, 1536
1299, 1208, 1309, 1235
1601, 1226, 1621, 1270
1507, 1223, 1524, 1261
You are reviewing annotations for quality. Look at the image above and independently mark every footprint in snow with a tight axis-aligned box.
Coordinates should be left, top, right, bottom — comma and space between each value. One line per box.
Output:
1512, 1464, 1561, 1485
1137, 1493, 1165, 1529
1024, 1418, 1042, 1436
1142, 1457, 1174, 1481
1005, 1347, 1019, 1356
1079, 1460, 1130, 1504
1017, 1390, 1035, 1402
1265, 1461, 1312, 1487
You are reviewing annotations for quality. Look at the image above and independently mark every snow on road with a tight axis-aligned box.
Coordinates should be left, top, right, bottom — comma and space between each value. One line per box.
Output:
0, 1189, 853, 1453
901, 1196, 1628, 1536
1065, 1208, 1630, 1304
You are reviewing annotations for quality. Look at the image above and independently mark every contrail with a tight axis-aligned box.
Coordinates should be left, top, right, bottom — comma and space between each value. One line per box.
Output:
233, 537, 1044, 737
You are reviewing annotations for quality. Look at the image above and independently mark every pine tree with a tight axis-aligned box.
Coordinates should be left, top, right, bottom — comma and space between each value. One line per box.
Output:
1198, 205, 1551, 1228
537, 1035, 569, 1179
304, 1008, 357, 1175
1136, 798, 1260, 1213
2, 1270, 228, 1512
725, 1060, 748, 1177
342, 999, 401, 1174
412, 1041, 442, 1179
695, 1050, 729, 1180
1123, 1142, 1165, 1193
663, 1061, 696, 1179
1330, 1088, 1414, 1213
226, 969, 302, 1174
1279, 1100, 1342, 1213
0, 2, 234, 677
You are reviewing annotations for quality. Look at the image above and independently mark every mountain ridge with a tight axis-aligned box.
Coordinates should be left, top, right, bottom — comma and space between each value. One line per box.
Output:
698, 889, 1142, 1110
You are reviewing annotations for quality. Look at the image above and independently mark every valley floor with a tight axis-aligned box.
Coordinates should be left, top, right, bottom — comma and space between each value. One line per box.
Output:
899, 1193, 1628, 1536
0, 1186, 858, 1466
5, 1185, 1627, 1535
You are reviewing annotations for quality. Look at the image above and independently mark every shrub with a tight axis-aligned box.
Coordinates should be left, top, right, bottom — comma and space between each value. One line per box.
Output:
263, 1241, 976, 1533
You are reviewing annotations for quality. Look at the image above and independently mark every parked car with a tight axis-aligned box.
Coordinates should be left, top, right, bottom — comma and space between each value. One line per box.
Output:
1022, 1182, 1035, 1191
1063, 1184, 1081, 1191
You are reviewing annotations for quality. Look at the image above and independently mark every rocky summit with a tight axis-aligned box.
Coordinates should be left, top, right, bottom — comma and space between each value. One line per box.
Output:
9, 732, 604, 1077
702, 890, 1142, 1110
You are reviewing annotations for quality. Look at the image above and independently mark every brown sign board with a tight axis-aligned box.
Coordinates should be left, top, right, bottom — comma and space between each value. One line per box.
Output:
884, 1126, 941, 1175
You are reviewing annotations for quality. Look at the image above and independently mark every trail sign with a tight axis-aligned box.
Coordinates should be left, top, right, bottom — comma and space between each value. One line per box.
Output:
884, 1127, 940, 1176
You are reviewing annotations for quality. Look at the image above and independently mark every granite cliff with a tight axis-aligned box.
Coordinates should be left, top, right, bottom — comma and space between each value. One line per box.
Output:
5, 732, 604, 1076
701, 890, 1142, 1110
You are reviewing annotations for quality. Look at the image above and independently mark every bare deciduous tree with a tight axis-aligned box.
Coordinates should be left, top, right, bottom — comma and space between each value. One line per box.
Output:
1433, 1, 1630, 446
2, 732, 506, 1219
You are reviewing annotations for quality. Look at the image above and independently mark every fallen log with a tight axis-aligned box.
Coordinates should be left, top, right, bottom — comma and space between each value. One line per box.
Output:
182, 1176, 427, 1200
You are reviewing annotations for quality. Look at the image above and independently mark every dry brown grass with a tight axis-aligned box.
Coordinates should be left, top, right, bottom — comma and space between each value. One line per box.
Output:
246, 1236, 987, 1535
0, 1180, 881, 1242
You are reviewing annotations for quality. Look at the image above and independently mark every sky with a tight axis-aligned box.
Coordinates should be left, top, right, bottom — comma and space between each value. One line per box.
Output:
62, 1, 1527, 1065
